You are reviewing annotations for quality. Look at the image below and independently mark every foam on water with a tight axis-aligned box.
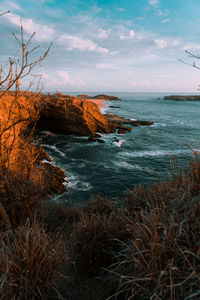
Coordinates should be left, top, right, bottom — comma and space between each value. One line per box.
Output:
42, 144, 66, 157
112, 139, 125, 147
119, 149, 199, 158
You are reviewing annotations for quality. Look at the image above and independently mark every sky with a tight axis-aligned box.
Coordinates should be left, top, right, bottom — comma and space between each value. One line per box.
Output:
1, 0, 200, 92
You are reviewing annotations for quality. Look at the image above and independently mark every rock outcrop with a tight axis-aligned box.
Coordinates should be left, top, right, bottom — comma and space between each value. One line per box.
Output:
77, 94, 121, 101
0, 91, 153, 199
105, 114, 154, 127
164, 95, 200, 101
36, 93, 117, 136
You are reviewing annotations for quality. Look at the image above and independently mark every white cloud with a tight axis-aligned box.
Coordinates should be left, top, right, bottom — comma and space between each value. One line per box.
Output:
154, 39, 168, 49
161, 18, 171, 23
56, 71, 75, 85
95, 28, 110, 39
182, 42, 200, 50
96, 63, 119, 70
58, 34, 110, 54
120, 29, 135, 40
44, 71, 86, 87
154, 38, 180, 49
5, 13, 55, 41
155, 9, 168, 17
148, 0, 159, 6
130, 81, 137, 87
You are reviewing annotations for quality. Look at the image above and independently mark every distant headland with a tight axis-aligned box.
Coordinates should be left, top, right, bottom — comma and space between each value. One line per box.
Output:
77, 94, 121, 101
164, 95, 200, 101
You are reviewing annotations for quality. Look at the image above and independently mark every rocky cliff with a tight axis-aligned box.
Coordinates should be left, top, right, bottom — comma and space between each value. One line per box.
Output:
0, 91, 153, 200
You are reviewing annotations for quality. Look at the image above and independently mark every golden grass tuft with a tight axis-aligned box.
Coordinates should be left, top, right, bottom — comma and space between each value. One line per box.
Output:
0, 221, 67, 300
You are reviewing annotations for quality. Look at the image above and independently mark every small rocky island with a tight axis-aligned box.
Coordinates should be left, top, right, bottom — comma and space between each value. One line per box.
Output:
77, 94, 121, 101
164, 95, 200, 101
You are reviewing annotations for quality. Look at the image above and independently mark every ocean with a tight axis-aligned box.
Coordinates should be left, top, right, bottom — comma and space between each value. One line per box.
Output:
36, 92, 200, 207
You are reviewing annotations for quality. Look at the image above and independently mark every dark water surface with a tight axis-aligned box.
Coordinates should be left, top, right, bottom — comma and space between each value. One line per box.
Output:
36, 92, 200, 206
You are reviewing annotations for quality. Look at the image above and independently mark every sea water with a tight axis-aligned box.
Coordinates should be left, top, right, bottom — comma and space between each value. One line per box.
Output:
36, 92, 200, 206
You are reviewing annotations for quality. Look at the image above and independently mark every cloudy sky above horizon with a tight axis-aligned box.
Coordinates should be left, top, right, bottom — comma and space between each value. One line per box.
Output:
1, 0, 200, 92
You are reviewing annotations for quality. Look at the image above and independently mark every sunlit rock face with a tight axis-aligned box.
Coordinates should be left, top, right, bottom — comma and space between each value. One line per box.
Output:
36, 93, 117, 136
0, 91, 66, 198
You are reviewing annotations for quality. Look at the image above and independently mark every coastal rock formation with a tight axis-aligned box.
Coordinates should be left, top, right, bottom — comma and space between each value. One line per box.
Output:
77, 94, 121, 101
0, 91, 153, 198
164, 95, 200, 101
105, 114, 154, 127
36, 93, 117, 136
0, 91, 66, 198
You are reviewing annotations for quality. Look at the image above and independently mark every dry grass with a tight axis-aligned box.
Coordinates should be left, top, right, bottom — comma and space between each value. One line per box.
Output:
0, 221, 67, 300
106, 153, 200, 300
70, 198, 132, 275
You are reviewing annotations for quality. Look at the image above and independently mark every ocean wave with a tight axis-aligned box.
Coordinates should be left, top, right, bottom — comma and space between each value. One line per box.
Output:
42, 144, 66, 157
113, 161, 153, 173
119, 149, 199, 158
112, 139, 125, 147
67, 174, 92, 191
152, 123, 167, 127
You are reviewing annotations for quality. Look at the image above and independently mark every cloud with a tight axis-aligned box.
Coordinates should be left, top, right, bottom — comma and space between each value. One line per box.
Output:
155, 9, 168, 17
182, 42, 200, 50
95, 28, 110, 39
44, 70, 86, 87
161, 18, 171, 23
148, 0, 159, 6
96, 63, 119, 70
154, 38, 179, 49
120, 29, 135, 40
58, 34, 110, 53
5, 13, 55, 41
130, 81, 137, 87
154, 39, 167, 49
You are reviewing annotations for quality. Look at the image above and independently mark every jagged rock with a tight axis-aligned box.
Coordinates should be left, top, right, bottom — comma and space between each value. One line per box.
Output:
118, 129, 127, 134
105, 114, 153, 126
97, 139, 105, 143
88, 136, 97, 142
36, 94, 117, 136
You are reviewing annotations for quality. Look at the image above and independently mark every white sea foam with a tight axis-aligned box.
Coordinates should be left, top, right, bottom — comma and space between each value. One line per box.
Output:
119, 149, 199, 158
42, 144, 66, 157
152, 123, 167, 127
67, 174, 92, 191
41, 159, 54, 165
112, 139, 125, 147
113, 161, 143, 170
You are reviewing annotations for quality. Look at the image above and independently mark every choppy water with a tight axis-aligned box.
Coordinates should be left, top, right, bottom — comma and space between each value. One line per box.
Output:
36, 92, 200, 206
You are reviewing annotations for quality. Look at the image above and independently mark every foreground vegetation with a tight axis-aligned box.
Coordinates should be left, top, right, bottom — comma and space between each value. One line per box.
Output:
0, 150, 200, 299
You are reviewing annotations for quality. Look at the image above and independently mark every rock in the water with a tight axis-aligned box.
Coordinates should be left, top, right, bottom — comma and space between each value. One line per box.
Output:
88, 136, 97, 142
77, 94, 121, 101
164, 95, 200, 101
97, 139, 105, 143
105, 114, 153, 126
118, 129, 126, 134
